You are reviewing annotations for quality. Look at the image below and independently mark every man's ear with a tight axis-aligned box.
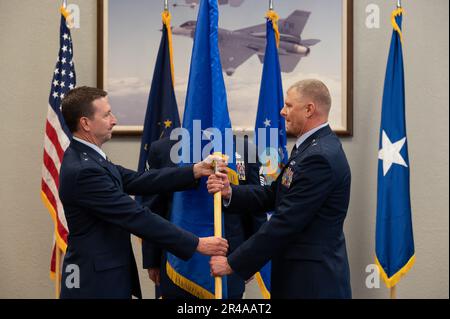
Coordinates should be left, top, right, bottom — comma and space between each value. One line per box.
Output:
79, 117, 90, 132
306, 103, 315, 119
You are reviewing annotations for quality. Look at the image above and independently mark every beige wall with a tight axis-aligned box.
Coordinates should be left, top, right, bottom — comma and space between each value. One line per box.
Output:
0, 0, 448, 299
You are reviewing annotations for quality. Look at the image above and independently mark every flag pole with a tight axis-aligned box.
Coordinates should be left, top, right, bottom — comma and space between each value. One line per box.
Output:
390, 285, 397, 299
269, 0, 273, 11
164, 0, 168, 11
213, 152, 223, 299
55, 246, 61, 298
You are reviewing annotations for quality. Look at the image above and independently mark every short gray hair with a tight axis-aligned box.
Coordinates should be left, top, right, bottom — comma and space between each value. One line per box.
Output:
288, 79, 332, 115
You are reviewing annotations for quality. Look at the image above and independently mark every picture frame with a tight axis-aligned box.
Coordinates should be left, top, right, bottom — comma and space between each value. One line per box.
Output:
97, 0, 353, 136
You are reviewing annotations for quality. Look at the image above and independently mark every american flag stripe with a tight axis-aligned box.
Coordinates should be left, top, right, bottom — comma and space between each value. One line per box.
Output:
42, 151, 69, 236
45, 120, 66, 162
47, 106, 70, 151
43, 150, 60, 188
43, 133, 63, 171
41, 183, 68, 247
49, 244, 57, 279
41, 164, 66, 223
42, 8, 75, 277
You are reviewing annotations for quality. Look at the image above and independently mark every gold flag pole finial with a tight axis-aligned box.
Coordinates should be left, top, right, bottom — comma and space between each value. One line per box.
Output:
162, 0, 175, 87
266, 0, 280, 47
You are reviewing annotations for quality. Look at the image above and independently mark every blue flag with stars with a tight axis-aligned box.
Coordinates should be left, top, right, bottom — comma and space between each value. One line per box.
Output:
166, 0, 237, 299
375, 7, 415, 289
137, 12, 180, 174
253, 12, 288, 299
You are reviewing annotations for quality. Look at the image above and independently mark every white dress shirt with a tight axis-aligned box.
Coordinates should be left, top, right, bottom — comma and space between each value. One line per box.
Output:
73, 136, 107, 160
294, 122, 329, 150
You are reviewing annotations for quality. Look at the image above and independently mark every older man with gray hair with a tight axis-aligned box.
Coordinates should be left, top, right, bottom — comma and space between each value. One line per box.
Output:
207, 79, 352, 299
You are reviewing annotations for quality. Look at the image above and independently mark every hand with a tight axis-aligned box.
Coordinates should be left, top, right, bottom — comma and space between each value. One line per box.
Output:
197, 236, 229, 256
206, 171, 231, 199
147, 268, 161, 286
193, 154, 228, 179
209, 256, 233, 276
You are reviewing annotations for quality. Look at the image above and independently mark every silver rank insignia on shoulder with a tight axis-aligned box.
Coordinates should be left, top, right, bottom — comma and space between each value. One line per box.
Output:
81, 152, 89, 161
236, 160, 246, 181
281, 167, 294, 188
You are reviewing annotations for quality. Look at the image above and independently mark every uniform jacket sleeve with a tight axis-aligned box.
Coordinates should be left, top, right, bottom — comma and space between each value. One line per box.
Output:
73, 165, 199, 261
116, 164, 197, 196
228, 154, 335, 280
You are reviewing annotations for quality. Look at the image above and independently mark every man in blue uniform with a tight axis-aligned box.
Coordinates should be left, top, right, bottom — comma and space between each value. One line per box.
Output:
208, 79, 352, 299
142, 136, 262, 299
58, 86, 228, 299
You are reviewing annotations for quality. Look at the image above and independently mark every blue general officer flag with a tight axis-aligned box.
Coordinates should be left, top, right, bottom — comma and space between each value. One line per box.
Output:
375, 7, 415, 289
137, 11, 180, 174
166, 0, 237, 299
253, 11, 288, 299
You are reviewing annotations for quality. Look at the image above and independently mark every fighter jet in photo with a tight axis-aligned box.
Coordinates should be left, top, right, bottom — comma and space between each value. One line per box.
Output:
172, 10, 320, 76
173, 0, 244, 9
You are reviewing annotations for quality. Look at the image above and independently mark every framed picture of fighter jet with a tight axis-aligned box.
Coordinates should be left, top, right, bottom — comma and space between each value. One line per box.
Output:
98, 0, 353, 136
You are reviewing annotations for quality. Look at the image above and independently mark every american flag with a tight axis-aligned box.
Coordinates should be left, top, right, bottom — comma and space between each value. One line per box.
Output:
41, 8, 76, 278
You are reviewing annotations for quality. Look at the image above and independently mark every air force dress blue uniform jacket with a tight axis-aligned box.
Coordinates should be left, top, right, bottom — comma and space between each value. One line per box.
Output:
226, 125, 352, 299
59, 140, 200, 299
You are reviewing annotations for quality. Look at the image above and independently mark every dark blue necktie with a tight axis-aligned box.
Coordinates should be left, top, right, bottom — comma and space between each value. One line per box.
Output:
290, 144, 298, 158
